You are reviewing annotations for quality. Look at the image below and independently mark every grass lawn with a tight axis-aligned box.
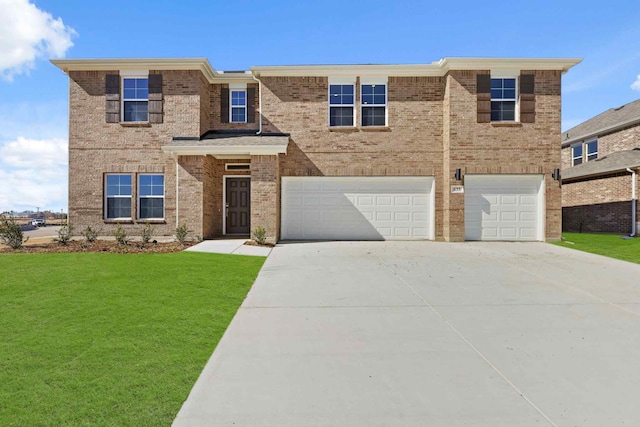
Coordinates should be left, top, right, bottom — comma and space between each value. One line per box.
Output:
0, 252, 265, 426
553, 232, 640, 264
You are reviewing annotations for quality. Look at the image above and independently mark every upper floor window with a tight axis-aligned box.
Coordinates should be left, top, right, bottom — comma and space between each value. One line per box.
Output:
491, 77, 517, 122
571, 138, 598, 166
329, 84, 355, 127
105, 174, 132, 220
138, 174, 165, 220
586, 139, 598, 161
571, 143, 583, 166
122, 77, 148, 122
361, 83, 387, 127
230, 90, 247, 123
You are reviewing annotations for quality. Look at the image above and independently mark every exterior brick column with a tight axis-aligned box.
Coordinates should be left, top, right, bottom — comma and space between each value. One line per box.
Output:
250, 155, 280, 243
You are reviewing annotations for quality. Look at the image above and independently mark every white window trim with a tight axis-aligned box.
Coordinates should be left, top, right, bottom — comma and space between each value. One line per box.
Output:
137, 174, 165, 220
571, 143, 583, 166
104, 174, 132, 220
230, 89, 247, 123
121, 72, 149, 122
490, 73, 519, 122
360, 81, 388, 127
328, 77, 356, 127
586, 138, 598, 161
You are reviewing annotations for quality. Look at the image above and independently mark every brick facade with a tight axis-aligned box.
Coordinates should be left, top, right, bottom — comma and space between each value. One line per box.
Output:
562, 173, 639, 233
561, 119, 639, 234
61, 59, 571, 242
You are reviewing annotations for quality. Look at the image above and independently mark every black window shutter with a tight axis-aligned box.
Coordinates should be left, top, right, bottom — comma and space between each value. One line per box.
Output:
520, 74, 535, 123
105, 74, 120, 123
220, 88, 230, 123
148, 73, 163, 124
476, 74, 491, 123
247, 87, 256, 123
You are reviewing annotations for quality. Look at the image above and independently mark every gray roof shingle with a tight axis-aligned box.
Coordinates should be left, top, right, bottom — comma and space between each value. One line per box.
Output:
562, 98, 640, 145
562, 148, 640, 181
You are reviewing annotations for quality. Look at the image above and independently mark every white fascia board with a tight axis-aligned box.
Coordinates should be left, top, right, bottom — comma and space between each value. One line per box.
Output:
161, 145, 288, 156
438, 58, 583, 74
252, 58, 582, 77
51, 58, 218, 82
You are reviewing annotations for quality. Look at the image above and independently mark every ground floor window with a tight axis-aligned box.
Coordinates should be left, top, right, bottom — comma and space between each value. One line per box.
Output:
105, 174, 132, 219
138, 174, 164, 219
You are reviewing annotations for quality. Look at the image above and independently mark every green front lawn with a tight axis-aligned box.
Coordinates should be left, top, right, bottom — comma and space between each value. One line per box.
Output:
0, 252, 265, 426
553, 232, 640, 264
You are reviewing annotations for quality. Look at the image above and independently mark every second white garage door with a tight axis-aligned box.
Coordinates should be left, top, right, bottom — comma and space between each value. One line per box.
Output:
464, 175, 544, 241
281, 177, 434, 240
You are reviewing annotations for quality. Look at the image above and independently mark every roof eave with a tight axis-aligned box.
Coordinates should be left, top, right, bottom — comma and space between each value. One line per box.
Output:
562, 117, 640, 147
562, 163, 640, 181
161, 144, 288, 156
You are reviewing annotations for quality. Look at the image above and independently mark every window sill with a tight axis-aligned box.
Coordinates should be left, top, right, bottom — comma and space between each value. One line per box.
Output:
135, 220, 166, 224
359, 126, 390, 132
328, 127, 358, 133
120, 122, 152, 127
490, 122, 522, 128
104, 220, 134, 224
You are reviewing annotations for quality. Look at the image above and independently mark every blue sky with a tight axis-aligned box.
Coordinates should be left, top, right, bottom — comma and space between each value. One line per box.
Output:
2, 0, 640, 212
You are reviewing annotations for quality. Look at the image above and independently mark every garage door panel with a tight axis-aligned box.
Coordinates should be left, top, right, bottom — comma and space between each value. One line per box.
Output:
282, 177, 434, 240
465, 175, 543, 241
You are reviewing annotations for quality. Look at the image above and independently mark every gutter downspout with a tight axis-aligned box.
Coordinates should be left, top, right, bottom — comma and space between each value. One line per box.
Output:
171, 151, 179, 229
627, 168, 637, 237
251, 72, 263, 135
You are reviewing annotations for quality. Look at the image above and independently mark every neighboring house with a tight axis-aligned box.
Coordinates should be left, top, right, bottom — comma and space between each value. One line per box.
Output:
52, 57, 579, 243
561, 99, 640, 234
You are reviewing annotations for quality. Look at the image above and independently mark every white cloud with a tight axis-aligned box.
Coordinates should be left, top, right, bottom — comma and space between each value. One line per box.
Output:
1, 137, 67, 168
631, 74, 640, 92
0, 0, 76, 80
0, 137, 68, 211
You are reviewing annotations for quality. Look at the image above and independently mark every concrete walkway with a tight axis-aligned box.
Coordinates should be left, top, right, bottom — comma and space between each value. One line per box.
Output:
174, 241, 640, 426
185, 239, 272, 256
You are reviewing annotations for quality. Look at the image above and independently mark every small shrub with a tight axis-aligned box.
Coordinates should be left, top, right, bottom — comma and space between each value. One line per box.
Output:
54, 223, 73, 245
82, 225, 99, 243
114, 223, 128, 245
252, 226, 267, 245
0, 214, 28, 249
175, 223, 188, 245
141, 222, 154, 245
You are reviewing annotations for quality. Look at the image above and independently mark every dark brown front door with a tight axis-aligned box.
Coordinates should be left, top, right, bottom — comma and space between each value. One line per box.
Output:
226, 178, 250, 234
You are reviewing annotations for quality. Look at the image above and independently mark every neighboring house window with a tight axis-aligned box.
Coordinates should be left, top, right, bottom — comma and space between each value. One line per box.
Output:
329, 84, 355, 126
230, 90, 247, 123
122, 77, 149, 122
361, 83, 387, 126
572, 143, 583, 166
105, 174, 132, 219
138, 174, 164, 220
586, 139, 598, 161
491, 78, 517, 121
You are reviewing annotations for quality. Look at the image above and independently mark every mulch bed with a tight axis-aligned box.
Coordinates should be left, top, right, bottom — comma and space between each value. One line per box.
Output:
0, 240, 195, 254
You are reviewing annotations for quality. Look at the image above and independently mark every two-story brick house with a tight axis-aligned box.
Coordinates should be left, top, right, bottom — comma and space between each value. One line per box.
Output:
561, 99, 640, 235
52, 57, 579, 242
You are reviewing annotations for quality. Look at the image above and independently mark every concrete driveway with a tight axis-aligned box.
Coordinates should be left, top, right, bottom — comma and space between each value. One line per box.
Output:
173, 242, 640, 427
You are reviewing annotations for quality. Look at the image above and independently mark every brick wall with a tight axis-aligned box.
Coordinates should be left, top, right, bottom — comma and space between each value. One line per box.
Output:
444, 70, 563, 240
561, 123, 640, 170
260, 75, 446, 238
68, 70, 204, 238
209, 83, 259, 130
562, 172, 639, 233
251, 155, 280, 242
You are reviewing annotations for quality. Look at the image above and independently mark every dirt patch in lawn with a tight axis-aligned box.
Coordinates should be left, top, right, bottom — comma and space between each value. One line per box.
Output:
0, 240, 195, 254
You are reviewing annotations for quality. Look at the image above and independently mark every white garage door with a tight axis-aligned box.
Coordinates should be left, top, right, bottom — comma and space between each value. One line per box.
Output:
281, 177, 434, 240
464, 175, 544, 241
